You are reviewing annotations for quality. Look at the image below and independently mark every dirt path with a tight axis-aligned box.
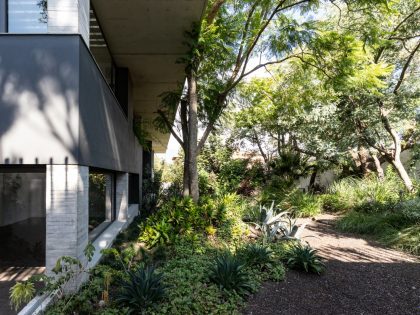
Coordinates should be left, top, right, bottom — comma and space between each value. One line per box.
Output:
245, 214, 420, 315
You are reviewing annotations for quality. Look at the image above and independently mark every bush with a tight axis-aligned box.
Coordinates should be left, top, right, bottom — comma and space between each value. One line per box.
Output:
237, 243, 273, 269
209, 252, 253, 296
281, 189, 322, 217
325, 171, 403, 213
284, 242, 325, 274
115, 266, 166, 313
336, 210, 420, 256
398, 198, 420, 223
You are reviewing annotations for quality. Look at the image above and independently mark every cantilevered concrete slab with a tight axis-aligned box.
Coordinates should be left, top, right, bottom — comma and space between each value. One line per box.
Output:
91, 0, 207, 152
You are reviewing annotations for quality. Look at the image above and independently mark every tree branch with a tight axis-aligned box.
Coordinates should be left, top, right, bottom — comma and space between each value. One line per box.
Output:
206, 0, 227, 25
393, 40, 420, 94
157, 109, 184, 149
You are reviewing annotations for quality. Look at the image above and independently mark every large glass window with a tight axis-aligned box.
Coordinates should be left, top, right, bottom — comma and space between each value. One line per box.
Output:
8, 0, 48, 33
88, 169, 115, 240
0, 167, 46, 266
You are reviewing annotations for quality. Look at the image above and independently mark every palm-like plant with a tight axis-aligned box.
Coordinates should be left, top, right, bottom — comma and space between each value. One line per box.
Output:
285, 242, 326, 274
116, 265, 166, 313
209, 253, 253, 296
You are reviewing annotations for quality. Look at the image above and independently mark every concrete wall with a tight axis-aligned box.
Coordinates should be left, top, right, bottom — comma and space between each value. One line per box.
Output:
78, 43, 142, 173
0, 34, 142, 174
0, 35, 81, 165
45, 164, 89, 273
48, 0, 90, 45
0, 0, 6, 32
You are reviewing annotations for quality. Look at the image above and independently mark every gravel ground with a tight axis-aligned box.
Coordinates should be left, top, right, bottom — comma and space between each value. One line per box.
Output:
244, 214, 420, 315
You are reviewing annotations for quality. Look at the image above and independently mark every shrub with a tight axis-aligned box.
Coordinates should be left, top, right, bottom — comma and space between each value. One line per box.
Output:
115, 265, 166, 313
336, 210, 420, 256
326, 171, 403, 213
209, 252, 253, 296
237, 243, 273, 269
281, 189, 322, 217
9, 282, 35, 311
284, 242, 325, 274
398, 198, 420, 223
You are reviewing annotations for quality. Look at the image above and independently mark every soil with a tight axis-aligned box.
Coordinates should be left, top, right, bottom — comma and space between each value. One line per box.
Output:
244, 214, 420, 315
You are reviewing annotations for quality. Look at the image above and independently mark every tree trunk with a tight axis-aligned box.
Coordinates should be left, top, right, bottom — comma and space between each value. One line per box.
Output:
308, 170, 317, 192
371, 153, 384, 181
187, 73, 199, 202
390, 156, 413, 192
180, 100, 190, 197
379, 101, 413, 192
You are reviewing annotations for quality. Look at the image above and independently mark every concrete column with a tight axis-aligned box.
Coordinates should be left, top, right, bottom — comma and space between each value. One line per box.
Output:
47, 0, 90, 45
0, 0, 6, 32
115, 173, 129, 221
45, 165, 89, 274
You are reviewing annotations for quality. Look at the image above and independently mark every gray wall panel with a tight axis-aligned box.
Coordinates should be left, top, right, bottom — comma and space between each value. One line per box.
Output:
0, 35, 141, 173
0, 0, 6, 32
0, 35, 80, 165
78, 39, 141, 173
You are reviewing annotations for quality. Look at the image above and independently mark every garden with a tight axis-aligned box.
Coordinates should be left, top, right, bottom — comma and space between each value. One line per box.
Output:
9, 0, 420, 313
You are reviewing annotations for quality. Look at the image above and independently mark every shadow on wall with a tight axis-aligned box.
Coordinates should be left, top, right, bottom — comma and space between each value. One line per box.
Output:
0, 37, 81, 165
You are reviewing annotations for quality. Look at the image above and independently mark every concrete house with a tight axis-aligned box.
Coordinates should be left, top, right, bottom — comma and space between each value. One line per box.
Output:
0, 0, 206, 313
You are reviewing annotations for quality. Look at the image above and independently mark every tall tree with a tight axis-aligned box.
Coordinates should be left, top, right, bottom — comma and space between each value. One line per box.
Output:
156, 0, 388, 201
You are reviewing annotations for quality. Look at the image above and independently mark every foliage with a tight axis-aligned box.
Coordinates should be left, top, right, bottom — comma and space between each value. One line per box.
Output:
324, 170, 404, 213
336, 207, 420, 256
115, 266, 166, 313
247, 202, 297, 244
209, 252, 253, 296
10, 243, 96, 312
9, 282, 35, 311
140, 194, 248, 247
237, 243, 273, 270
280, 189, 322, 217
284, 242, 326, 274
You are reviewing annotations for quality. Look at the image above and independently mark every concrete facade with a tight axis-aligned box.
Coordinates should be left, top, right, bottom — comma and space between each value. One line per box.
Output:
0, 0, 6, 32
0, 35, 142, 174
0, 0, 206, 312
45, 165, 89, 273
48, 0, 90, 45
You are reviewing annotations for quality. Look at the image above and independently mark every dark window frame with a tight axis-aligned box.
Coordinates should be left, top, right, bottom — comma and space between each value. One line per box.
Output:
88, 167, 117, 241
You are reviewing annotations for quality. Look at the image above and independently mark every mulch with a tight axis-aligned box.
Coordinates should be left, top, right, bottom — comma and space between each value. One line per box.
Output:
244, 214, 420, 315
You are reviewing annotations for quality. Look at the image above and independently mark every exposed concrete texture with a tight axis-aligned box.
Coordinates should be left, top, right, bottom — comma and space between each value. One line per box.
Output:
48, 0, 90, 45
0, 0, 6, 32
91, 0, 208, 152
115, 173, 129, 221
0, 35, 80, 165
45, 164, 89, 274
0, 34, 142, 174
78, 42, 142, 173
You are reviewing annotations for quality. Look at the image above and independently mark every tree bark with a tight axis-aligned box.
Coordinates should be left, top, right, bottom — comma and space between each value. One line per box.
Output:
371, 153, 384, 181
187, 73, 200, 202
180, 100, 190, 196
378, 101, 413, 191
390, 156, 413, 192
308, 170, 317, 192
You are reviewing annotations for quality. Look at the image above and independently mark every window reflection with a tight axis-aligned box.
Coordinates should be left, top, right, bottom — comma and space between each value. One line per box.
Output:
8, 0, 48, 33
88, 170, 115, 240
90, 7, 116, 89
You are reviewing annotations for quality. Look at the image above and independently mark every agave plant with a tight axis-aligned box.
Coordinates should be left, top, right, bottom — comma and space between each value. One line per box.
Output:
285, 242, 326, 274
115, 265, 166, 313
209, 252, 253, 296
249, 202, 298, 243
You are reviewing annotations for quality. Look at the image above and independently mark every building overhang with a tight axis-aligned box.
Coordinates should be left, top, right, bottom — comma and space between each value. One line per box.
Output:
91, 0, 207, 153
